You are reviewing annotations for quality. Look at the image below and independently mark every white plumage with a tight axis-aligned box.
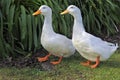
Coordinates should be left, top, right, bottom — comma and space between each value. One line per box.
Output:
61, 5, 118, 68
33, 5, 75, 64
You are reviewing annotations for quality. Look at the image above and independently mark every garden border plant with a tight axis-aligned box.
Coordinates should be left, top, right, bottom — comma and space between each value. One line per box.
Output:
0, 0, 120, 59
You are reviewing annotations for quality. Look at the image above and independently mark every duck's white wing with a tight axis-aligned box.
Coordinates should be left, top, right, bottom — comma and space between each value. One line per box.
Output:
54, 34, 74, 50
86, 32, 116, 58
45, 34, 75, 57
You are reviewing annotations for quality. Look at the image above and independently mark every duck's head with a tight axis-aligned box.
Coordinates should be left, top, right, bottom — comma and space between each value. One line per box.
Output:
61, 5, 81, 17
33, 5, 52, 16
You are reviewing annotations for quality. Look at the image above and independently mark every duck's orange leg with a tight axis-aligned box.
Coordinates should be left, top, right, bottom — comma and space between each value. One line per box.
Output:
37, 54, 51, 62
51, 56, 63, 65
81, 60, 91, 66
90, 56, 100, 68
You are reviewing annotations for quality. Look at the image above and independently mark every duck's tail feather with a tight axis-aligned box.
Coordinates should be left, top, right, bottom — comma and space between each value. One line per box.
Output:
111, 43, 118, 52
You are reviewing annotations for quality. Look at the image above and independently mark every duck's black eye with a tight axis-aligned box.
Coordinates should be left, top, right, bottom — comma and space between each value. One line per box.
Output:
42, 7, 46, 9
70, 7, 74, 9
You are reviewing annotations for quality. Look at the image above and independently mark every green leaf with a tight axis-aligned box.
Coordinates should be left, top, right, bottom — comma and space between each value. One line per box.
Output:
20, 5, 27, 40
27, 15, 33, 51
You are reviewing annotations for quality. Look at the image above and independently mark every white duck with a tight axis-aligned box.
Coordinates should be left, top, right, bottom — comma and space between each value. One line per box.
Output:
33, 5, 75, 65
61, 5, 118, 68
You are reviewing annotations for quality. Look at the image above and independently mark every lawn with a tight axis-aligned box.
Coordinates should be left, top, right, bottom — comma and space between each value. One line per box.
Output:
0, 51, 120, 80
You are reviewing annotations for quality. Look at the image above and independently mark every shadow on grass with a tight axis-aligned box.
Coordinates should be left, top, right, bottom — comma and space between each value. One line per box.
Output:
61, 53, 86, 66
101, 60, 120, 68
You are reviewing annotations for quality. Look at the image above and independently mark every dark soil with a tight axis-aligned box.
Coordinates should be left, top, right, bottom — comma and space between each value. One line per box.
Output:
0, 49, 54, 71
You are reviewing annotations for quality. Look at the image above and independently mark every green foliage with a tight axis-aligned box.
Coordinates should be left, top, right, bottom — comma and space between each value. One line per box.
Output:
0, 0, 120, 59
0, 0, 42, 58
62, 0, 120, 35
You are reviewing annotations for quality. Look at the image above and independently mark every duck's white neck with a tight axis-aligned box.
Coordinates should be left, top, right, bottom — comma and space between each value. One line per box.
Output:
42, 14, 54, 35
72, 12, 85, 37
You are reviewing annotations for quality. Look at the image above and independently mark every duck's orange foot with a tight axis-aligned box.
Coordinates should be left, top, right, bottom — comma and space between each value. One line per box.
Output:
37, 54, 51, 62
90, 56, 100, 68
90, 64, 98, 68
81, 60, 91, 66
50, 61, 61, 65
37, 57, 48, 62
51, 56, 62, 65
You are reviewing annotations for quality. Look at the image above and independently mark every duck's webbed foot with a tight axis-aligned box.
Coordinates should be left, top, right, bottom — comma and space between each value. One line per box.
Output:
90, 56, 100, 68
51, 56, 63, 65
81, 60, 91, 66
37, 54, 51, 62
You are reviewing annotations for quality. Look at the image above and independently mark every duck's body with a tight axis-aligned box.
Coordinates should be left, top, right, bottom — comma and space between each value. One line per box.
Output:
41, 28, 75, 58
41, 14, 75, 57
33, 5, 75, 64
61, 5, 118, 68
72, 17, 118, 61
73, 31, 118, 61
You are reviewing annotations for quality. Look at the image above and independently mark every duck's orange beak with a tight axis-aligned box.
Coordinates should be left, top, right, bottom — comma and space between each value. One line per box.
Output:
33, 10, 41, 16
60, 10, 69, 15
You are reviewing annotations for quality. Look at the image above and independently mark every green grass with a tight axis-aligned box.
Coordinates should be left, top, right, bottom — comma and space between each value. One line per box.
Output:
0, 51, 120, 80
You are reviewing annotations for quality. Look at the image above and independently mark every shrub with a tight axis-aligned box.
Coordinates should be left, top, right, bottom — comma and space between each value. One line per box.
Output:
0, 0, 119, 59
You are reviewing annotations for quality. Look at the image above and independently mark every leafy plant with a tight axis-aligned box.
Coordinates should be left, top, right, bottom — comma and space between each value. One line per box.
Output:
0, 0, 42, 58
61, 0, 120, 36
0, 0, 119, 59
